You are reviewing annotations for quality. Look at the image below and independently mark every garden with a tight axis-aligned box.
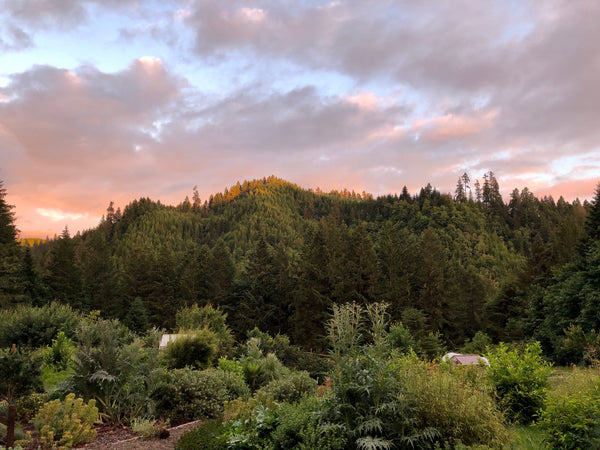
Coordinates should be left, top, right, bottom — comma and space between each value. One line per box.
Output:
2, 301, 600, 449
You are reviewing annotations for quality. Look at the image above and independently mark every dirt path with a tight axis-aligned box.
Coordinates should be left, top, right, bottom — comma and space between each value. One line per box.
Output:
82, 420, 203, 450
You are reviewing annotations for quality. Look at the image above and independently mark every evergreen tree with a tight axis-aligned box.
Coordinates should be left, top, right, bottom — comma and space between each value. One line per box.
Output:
45, 227, 86, 309
20, 246, 46, 306
0, 180, 23, 307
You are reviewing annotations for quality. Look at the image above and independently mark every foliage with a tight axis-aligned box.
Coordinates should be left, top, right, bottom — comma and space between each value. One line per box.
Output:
33, 393, 98, 450
537, 367, 600, 449
460, 331, 493, 355
218, 356, 245, 376
161, 328, 219, 369
240, 340, 290, 391
175, 419, 228, 450
152, 367, 246, 421
16, 392, 47, 422
397, 354, 509, 448
43, 331, 74, 371
176, 304, 234, 348
323, 302, 438, 449
130, 417, 163, 439
0, 303, 82, 349
486, 342, 552, 424
256, 370, 318, 403
0, 349, 43, 404
269, 396, 347, 450
65, 318, 160, 424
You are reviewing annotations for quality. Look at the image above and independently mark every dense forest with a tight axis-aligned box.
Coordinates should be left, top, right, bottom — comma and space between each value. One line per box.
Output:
1, 173, 599, 363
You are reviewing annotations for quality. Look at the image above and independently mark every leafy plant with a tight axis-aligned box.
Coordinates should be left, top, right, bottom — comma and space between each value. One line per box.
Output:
0, 303, 82, 349
65, 318, 160, 424
537, 367, 600, 449
175, 419, 228, 450
152, 367, 245, 421
43, 331, 74, 371
0, 348, 43, 404
161, 328, 219, 369
397, 354, 509, 448
130, 417, 164, 439
486, 342, 552, 424
256, 370, 317, 403
33, 393, 98, 450
323, 302, 438, 449
176, 304, 234, 348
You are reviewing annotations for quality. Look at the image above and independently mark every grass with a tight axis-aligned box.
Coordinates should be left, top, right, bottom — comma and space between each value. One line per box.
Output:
508, 426, 548, 449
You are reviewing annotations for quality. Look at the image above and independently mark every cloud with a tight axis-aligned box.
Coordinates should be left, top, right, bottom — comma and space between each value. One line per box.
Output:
2, 1, 600, 236
36, 208, 88, 222
0, 25, 34, 52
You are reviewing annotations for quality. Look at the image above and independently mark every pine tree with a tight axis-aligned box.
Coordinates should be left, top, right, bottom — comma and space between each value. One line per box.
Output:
0, 180, 23, 307
45, 227, 86, 309
586, 183, 600, 241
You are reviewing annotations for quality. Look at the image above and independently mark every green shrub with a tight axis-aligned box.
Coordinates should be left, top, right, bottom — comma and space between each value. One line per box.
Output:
218, 356, 244, 376
397, 355, 509, 448
152, 367, 236, 421
0, 303, 82, 349
175, 419, 228, 450
176, 304, 234, 348
322, 303, 437, 449
486, 342, 552, 424
217, 369, 251, 401
43, 332, 74, 371
65, 319, 160, 424
240, 342, 290, 391
537, 367, 600, 449
270, 396, 346, 450
130, 417, 162, 439
33, 393, 98, 450
162, 329, 219, 369
244, 328, 332, 380
16, 392, 47, 422
0, 349, 43, 404
256, 370, 317, 403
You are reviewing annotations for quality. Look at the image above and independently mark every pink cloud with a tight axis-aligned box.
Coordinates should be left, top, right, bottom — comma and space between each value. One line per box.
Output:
412, 111, 498, 141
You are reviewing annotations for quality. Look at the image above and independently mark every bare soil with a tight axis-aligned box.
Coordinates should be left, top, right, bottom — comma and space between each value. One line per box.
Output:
80, 420, 204, 450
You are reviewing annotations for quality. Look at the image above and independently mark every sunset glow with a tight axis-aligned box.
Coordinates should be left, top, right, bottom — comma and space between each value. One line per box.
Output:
1, 1, 599, 237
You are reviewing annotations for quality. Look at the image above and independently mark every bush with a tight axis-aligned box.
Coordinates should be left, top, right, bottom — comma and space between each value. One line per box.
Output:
269, 396, 346, 450
0, 303, 82, 349
130, 417, 163, 439
152, 367, 241, 421
397, 355, 509, 448
244, 328, 332, 380
537, 367, 600, 449
486, 342, 552, 424
176, 304, 234, 348
0, 349, 43, 404
66, 318, 160, 424
16, 393, 47, 422
43, 332, 74, 371
322, 303, 437, 449
33, 393, 98, 449
256, 370, 318, 403
162, 329, 219, 370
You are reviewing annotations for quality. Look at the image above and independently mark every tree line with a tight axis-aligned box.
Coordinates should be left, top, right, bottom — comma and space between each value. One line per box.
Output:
1, 174, 598, 362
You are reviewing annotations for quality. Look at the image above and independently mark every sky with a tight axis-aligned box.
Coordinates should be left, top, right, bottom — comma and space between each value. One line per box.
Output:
1, 0, 599, 238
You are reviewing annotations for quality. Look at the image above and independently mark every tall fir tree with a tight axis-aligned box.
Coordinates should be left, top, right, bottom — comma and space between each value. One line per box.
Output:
0, 180, 23, 307
45, 227, 86, 309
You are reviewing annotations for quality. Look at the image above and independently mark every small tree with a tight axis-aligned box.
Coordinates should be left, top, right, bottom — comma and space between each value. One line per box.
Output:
0, 349, 42, 447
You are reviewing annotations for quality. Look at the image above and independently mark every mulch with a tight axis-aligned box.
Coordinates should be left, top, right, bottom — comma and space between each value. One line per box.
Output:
78, 420, 204, 450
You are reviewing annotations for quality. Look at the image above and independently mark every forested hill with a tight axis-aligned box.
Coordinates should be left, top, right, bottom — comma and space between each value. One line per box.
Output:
8, 174, 600, 362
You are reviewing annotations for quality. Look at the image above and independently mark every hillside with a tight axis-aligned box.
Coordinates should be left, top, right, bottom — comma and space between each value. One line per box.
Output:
10, 175, 598, 359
